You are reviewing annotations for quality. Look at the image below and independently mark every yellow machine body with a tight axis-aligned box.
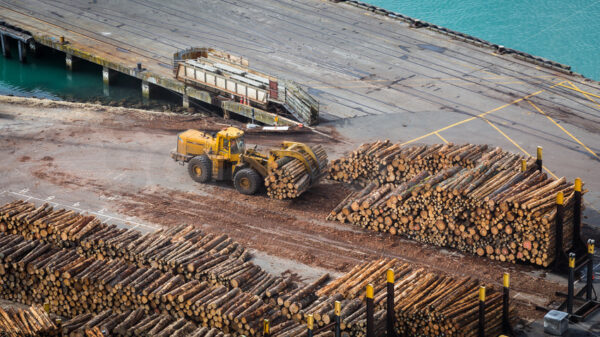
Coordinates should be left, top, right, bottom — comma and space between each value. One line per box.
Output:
171, 127, 323, 195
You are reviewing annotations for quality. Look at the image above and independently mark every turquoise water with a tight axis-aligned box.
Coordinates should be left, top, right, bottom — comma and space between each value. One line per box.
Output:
0, 42, 177, 107
365, 0, 600, 81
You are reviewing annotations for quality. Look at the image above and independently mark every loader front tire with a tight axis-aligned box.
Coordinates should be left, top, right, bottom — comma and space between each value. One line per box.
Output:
233, 168, 262, 195
188, 155, 212, 183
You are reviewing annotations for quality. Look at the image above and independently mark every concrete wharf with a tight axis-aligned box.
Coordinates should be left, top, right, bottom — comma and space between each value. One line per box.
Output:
0, 0, 599, 221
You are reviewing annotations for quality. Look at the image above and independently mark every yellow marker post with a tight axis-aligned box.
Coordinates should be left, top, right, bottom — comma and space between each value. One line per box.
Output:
587, 239, 595, 300
366, 284, 374, 337
386, 269, 394, 284
479, 286, 485, 337
521, 159, 527, 172
502, 274, 512, 334
536, 146, 543, 172
43, 302, 50, 313
334, 301, 341, 337
307, 314, 314, 337
556, 191, 564, 205
567, 253, 576, 314
552, 191, 566, 273
386, 269, 395, 336
573, 178, 584, 252
263, 319, 270, 337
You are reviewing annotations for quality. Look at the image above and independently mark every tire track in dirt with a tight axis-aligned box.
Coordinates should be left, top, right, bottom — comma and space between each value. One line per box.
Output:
112, 183, 565, 320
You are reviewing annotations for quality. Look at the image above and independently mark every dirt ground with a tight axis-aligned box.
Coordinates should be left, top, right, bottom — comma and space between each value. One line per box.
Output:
0, 96, 587, 325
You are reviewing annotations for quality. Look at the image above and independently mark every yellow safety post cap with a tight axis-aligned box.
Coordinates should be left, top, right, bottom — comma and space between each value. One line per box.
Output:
521, 159, 527, 172
588, 239, 595, 254
43, 303, 50, 313
334, 301, 341, 316
537, 146, 543, 160
387, 269, 395, 283
575, 178, 582, 192
479, 286, 486, 301
366, 284, 374, 299
307, 314, 314, 330
556, 191, 564, 205
503, 273, 510, 288
568, 253, 576, 268
263, 319, 269, 333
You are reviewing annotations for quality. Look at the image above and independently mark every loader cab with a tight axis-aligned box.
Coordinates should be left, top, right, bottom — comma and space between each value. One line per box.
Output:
213, 127, 246, 164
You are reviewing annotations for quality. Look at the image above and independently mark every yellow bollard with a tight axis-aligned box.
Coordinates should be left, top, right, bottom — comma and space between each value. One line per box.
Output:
556, 191, 564, 205
263, 319, 269, 336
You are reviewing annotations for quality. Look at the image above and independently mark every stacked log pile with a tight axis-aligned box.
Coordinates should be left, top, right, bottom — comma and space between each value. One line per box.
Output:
61, 309, 315, 337
0, 200, 514, 336
0, 306, 58, 336
316, 258, 511, 337
328, 148, 577, 266
0, 233, 285, 336
266, 145, 328, 199
328, 141, 535, 186
0, 201, 290, 293
61, 310, 227, 337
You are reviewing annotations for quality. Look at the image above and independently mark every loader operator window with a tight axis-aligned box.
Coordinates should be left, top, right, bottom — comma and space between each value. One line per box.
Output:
230, 138, 244, 154
222, 139, 230, 154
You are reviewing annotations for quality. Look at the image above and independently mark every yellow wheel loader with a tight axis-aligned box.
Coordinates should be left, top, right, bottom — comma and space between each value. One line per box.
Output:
170, 127, 324, 195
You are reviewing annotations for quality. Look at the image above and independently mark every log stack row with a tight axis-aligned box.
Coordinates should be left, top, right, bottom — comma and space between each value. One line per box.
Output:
266, 144, 328, 199
60, 309, 325, 337
328, 147, 577, 266
61, 309, 231, 337
317, 258, 511, 337
328, 141, 535, 187
0, 305, 58, 337
0, 233, 284, 336
0, 201, 293, 295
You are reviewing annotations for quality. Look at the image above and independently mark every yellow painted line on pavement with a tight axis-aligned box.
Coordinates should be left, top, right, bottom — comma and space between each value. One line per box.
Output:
558, 83, 600, 100
434, 132, 449, 144
566, 81, 600, 109
482, 118, 558, 179
401, 81, 565, 146
401, 88, 552, 146
526, 100, 599, 160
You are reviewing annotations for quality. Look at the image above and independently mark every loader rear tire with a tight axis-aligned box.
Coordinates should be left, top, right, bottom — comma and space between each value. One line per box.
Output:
188, 155, 212, 183
234, 168, 262, 195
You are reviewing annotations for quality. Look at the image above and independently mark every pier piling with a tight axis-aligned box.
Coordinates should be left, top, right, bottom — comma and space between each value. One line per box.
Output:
17, 40, 25, 63
0, 33, 9, 57
65, 54, 74, 71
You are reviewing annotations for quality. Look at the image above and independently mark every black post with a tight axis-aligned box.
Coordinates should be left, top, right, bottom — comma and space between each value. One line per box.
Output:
536, 146, 543, 172
573, 178, 584, 253
479, 286, 486, 337
0, 33, 9, 57
386, 269, 395, 337
587, 240, 595, 301
553, 192, 565, 273
568, 253, 575, 315
17, 40, 26, 63
263, 319, 270, 337
334, 301, 341, 337
502, 273, 511, 335
307, 314, 313, 337
366, 284, 375, 337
